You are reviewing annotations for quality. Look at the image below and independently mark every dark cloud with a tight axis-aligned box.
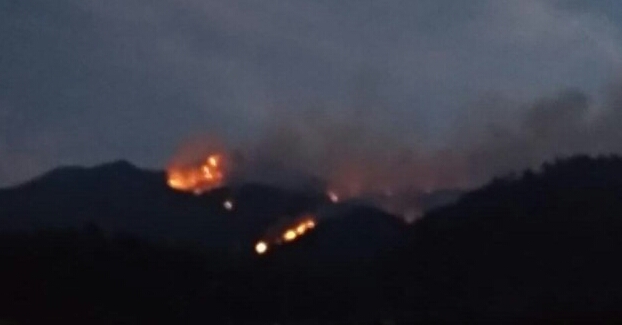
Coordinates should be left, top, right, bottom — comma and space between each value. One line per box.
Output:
449, 86, 622, 187
1, 0, 622, 187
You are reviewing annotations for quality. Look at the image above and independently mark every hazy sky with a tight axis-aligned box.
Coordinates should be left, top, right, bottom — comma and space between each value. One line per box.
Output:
2, 0, 622, 187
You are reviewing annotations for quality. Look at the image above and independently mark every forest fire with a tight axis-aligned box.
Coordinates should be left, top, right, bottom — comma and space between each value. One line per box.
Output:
167, 153, 226, 194
163, 140, 431, 258
281, 216, 315, 243
255, 215, 317, 255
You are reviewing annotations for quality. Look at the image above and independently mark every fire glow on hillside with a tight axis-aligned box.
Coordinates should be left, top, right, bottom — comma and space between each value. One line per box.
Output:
255, 215, 317, 255
163, 142, 430, 254
167, 153, 226, 194
165, 150, 320, 255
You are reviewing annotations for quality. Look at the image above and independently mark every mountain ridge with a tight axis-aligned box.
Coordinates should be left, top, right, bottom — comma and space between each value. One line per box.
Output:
0, 160, 408, 259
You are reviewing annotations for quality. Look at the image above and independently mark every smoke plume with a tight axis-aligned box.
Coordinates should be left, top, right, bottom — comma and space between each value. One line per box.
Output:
180, 80, 622, 196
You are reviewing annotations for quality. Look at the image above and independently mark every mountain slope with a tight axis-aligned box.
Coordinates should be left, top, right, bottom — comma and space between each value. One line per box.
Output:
0, 161, 407, 258
386, 155, 622, 321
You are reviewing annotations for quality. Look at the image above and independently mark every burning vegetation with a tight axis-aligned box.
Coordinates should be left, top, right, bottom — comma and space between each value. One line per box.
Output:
254, 214, 317, 255
164, 139, 430, 255
165, 147, 320, 255
167, 153, 226, 194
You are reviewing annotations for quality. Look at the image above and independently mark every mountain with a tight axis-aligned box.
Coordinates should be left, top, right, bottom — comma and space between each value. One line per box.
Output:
385, 155, 622, 322
357, 187, 464, 222
1, 161, 229, 247
0, 160, 412, 323
0, 161, 406, 258
3, 155, 622, 323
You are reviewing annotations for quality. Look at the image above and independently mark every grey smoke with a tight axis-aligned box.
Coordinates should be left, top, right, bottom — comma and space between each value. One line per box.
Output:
2, 0, 622, 189
237, 83, 622, 192
453, 87, 622, 186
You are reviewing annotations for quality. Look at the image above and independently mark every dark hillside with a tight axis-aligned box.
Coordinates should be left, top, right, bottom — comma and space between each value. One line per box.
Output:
386, 155, 622, 322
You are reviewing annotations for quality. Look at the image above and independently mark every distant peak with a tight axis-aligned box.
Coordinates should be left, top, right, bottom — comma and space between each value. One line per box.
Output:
95, 160, 139, 171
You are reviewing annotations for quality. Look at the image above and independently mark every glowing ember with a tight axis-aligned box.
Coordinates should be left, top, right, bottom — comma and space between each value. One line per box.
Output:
283, 229, 297, 242
167, 177, 185, 189
255, 241, 268, 254
223, 199, 234, 211
295, 224, 307, 235
255, 215, 318, 255
281, 216, 316, 243
208, 156, 218, 167
167, 154, 226, 194
327, 191, 339, 203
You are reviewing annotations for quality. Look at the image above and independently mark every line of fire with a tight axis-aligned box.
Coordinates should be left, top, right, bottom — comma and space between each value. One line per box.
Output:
164, 146, 437, 256
166, 151, 327, 255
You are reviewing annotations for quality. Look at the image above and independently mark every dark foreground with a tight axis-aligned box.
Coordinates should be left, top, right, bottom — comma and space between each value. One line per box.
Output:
2, 155, 622, 323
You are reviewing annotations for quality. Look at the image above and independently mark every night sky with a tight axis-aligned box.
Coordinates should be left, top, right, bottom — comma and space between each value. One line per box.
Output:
2, 0, 622, 188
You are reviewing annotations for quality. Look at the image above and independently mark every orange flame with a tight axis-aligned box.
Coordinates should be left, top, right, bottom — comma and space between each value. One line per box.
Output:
167, 153, 226, 194
283, 229, 297, 242
282, 215, 316, 242
255, 214, 317, 255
